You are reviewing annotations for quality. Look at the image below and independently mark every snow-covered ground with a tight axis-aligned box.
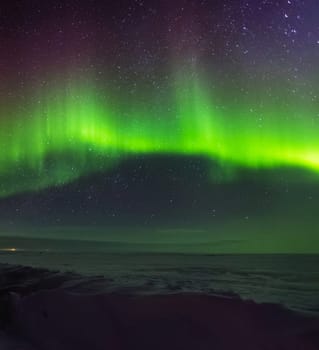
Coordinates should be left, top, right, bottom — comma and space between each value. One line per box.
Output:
9, 289, 319, 350
0, 331, 35, 350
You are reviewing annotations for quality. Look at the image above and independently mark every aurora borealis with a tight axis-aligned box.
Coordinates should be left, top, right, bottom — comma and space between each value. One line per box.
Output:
0, 0, 319, 252
1, 68, 319, 198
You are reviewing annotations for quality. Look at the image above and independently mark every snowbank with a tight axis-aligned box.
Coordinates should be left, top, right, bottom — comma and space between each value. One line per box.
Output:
10, 290, 319, 350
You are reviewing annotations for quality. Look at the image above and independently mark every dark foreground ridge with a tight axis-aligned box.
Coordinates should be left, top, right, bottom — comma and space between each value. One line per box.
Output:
0, 264, 319, 350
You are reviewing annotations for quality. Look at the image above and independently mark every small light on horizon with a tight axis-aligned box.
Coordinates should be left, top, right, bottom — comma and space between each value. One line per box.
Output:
0, 247, 18, 252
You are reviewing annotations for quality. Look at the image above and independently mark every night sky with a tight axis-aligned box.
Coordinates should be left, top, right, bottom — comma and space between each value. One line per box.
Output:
0, 0, 319, 252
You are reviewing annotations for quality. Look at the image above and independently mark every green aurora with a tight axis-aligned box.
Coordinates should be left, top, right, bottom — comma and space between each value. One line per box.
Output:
1, 73, 319, 198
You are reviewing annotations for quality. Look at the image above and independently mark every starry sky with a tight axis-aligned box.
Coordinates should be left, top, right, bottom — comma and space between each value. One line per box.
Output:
0, 0, 319, 252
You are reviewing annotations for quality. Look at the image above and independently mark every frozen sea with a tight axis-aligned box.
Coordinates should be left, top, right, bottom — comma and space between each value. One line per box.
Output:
0, 244, 318, 315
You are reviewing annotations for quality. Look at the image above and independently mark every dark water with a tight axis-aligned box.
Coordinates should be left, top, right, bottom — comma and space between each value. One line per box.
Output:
0, 249, 318, 314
